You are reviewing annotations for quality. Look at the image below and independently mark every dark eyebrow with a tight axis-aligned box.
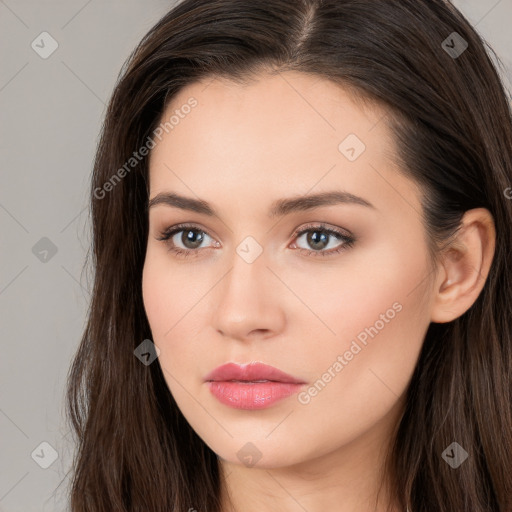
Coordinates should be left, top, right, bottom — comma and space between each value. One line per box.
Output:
268, 190, 376, 217
148, 190, 376, 217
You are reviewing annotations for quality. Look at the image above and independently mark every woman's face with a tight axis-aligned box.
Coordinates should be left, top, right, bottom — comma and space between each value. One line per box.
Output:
142, 71, 436, 469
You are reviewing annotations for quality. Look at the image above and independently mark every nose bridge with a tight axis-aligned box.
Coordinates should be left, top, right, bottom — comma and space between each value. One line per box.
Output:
212, 236, 284, 339
222, 236, 268, 306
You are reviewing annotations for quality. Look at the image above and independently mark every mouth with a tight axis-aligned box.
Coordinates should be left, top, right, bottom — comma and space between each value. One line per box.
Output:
204, 362, 306, 410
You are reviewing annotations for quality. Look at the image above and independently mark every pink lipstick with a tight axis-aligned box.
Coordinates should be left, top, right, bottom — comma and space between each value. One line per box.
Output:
204, 362, 306, 410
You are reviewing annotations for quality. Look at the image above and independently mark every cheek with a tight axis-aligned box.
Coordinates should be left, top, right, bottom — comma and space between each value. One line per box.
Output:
292, 235, 428, 324
290, 239, 431, 423
142, 248, 196, 338
141, 251, 207, 377
283, 236, 431, 381
141, 257, 169, 338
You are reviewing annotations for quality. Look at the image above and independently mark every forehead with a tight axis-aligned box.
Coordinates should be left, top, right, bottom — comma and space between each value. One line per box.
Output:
154, 71, 387, 157
147, 71, 421, 219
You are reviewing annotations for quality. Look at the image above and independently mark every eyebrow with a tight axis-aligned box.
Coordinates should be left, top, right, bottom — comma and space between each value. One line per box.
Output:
148, 190, 376, 218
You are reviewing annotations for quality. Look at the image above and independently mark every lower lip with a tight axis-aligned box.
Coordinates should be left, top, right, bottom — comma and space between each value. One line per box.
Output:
207, 381, 304, 410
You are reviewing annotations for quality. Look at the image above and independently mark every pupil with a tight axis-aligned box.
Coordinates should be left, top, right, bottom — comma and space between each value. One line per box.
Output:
308, 231, 328, 250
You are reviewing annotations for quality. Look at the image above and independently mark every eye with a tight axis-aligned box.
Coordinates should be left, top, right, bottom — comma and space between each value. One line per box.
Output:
156, 222, 355, 259
156, 223, 217, 258
290, 223, 355, 257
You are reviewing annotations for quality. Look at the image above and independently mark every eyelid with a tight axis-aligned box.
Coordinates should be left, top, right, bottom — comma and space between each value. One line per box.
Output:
156, 222, 216, 242
290, 221, 352, 241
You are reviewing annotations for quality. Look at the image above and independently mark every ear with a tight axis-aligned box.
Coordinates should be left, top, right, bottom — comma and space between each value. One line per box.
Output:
430, 208, 496, 324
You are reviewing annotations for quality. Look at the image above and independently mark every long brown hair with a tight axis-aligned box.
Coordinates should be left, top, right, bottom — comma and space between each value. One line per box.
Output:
64, 0, 512, 510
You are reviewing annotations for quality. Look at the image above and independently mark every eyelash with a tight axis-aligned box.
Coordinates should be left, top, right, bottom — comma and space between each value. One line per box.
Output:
156, 222, 356, 259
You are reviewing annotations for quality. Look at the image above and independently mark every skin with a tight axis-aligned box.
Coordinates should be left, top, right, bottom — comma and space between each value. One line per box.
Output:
142, 70, 495, 512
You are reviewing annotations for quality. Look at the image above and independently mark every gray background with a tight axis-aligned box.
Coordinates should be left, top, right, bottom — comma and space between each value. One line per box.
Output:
0, 1, 511, 511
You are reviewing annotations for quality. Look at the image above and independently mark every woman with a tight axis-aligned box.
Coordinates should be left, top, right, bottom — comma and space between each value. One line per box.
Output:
65, 0, 512, 510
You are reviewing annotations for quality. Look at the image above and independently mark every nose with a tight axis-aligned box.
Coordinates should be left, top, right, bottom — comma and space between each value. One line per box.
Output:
212, 249, 286, 342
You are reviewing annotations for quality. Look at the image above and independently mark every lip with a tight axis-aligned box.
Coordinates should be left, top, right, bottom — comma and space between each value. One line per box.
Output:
205, 362, 306, 410
204, 362, 306, 384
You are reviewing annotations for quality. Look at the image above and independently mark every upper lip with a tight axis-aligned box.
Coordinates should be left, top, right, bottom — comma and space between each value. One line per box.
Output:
204, 362, 306, 384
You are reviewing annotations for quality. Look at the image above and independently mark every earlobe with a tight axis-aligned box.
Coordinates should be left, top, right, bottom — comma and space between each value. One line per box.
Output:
430, 208, 496, 324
